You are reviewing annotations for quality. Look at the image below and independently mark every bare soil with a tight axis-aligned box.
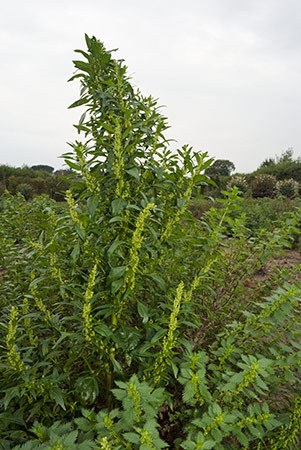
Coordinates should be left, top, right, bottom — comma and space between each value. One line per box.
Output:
253, 249, 301, 285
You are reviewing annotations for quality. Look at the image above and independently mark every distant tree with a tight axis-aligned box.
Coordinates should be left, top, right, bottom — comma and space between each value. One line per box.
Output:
31, 165, 54, 173
259, 157, 275, 168
276, 148, 294, 164
205, 159, 235, 177
54, 169, 74, 176
0, 165, 12, 187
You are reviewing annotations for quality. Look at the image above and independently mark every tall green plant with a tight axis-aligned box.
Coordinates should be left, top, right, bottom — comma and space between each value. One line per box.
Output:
0, 36, 300, 449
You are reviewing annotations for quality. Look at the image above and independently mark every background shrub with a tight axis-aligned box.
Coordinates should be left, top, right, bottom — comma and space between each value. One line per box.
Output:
227, 175, 248, 194
276, 178, 299, 198
256, 148, 301, 182
251, 173, 277, 198
16, 183, 33, 200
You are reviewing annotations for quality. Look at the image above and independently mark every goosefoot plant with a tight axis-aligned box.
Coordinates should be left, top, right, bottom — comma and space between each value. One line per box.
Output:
0, 35, 300, 448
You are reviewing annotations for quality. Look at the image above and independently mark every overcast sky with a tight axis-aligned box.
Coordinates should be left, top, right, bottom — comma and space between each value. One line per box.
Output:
1, 0, 301, 173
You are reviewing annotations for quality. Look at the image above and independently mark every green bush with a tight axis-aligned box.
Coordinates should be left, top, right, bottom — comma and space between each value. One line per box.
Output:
276, 178, 299, 198
256, 149, 301, 183
189, 197, 213, 218
0, 35, 300, 449
226, 197, 300, 236
16, 183, 33, 200
250, 174, 277, 198
227, 175, 248, 195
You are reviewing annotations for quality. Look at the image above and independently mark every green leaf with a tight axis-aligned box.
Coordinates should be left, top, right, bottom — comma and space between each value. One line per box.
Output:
109, 216, 125, 224
87, 196, 98, 218
64, 430, 78, 445
236, 431, 249, 447
94, 323, 113, 338
181, 440, 196, 450
108, 266, 126, 282
73, 60, 91, 74
108, 240, 123, 258
148, 273, 167, 291
137, 301, 149, 323
53, 332, 74, 349
75, 224, 86, 240
126, 167, 140, 180
71, 243, 81, 264
203, 441, 216, 449
211, 403, 222, 415
74, 417, 91, 432
150, 329, 166, 344
111, 198, 127, 216
49, 387, 66, 410
256, 376, 269, 390
64, 159, 81, 171
123, 432, 140, 444
183, 382, 195, 404
111, 278, 124, 294
68, 96, 90, 109
177, 198, 186, 209
75, 377, 99, 403
221, 382, 236, 392
3, 388, 20, 410
199, 384, 212, 402
74, 49, 89, 59
229, 372, 244, 384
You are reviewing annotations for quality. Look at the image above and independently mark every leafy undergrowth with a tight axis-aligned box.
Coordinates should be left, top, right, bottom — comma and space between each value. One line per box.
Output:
0, 35, 300, 449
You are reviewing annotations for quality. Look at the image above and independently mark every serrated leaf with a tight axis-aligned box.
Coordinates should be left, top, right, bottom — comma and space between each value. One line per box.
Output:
3, 387, 20, 409
229, 372, 244, 384
256, 376, 269, 390
111, 388, 127, 401
74, 417, 91, 432
49, 388, 66, 410
123, 432, 140, 444
64, 430, 78, 445
183, 382, 195, 404
236, 431, 249, 447
221, 382, 236, 392
203, 440, 216, 449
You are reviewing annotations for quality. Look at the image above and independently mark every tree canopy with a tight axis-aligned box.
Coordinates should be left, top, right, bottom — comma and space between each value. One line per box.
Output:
31, 165, 54, 173
256, 149, 301, 182
205, 159, 235, 176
